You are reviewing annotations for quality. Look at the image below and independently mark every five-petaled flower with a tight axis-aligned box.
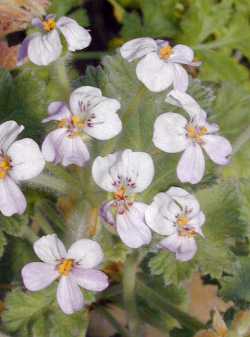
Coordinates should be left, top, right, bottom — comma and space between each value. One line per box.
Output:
120, 38, 200, 93
145, 187, 205, 261
17, 14, 91, 66
0, 121, 45, 216
42, 86, 122, 167
22, 234, 109, 315
153, 90, 232, 184
92, 149, 154, 248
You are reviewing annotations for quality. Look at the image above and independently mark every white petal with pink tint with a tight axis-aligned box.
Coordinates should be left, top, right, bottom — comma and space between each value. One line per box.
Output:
43, 102, 71, 123
0, 177, 26, 216
177, 143, 205, 184
202, 135, 232, 165
120, 37, 157, 62
72, 268, 109, 292
57, 275, 84, 314
116, 202, 151, 248
67, 239, 104, 269
169, 44, 194, 64
33, 234, 67, 264
0, 121, 24, 152
167, 187, 201, 217
22, 262, 59, 291
69, 86, 102, 115
172, 64, 189, 92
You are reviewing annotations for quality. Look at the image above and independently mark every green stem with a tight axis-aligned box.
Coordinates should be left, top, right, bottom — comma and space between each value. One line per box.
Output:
123, 252, 142, 337
21, 224, 39, 243
54, 58, 71, 99
73, 51, 107, 60
232, 125, 250, 155
96, 306, 130, 337
136, 279, 205, 333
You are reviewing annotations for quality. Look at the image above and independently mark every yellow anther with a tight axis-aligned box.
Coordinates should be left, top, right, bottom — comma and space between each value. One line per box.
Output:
177, 215, 189, 227
43, 19, 56, 32
159, 45, 173, 59
187, 125, 208, 143
58, 259, 74, 276
58, 119, 67, 128
0, 157, 11, 180
114, 186, 127, 201
72, 115, 85, 129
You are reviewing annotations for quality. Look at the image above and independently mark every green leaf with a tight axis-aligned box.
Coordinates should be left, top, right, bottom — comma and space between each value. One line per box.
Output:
70, 8, 89, 27
0, 230, 7, 258
49, 0, 81, 16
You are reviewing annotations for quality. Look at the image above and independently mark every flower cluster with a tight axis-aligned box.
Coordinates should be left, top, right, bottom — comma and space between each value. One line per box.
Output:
5, 14, 233, 315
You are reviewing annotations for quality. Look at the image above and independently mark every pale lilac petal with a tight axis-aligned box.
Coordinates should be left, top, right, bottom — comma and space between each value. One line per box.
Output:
22, 262, 59, 291
57, 16, 91, 52
67, 239, 104, 269
177, 143, 205, 184
153, 113, 188, 153
136, 53, 174, 92
92, 152, 120, 192
202, 135, 232, 165
42, 129, 90, 167
34, 234, 67, 264
172, 64, 189, 92
28, 31, 62, 66
17, 37, 31, 66
0, 176, 26, 216
189, 211, 206, 229
31, 17, 43, 29
57, 275, 84, 315
167, 187, 200, 218
100, 201, 116, 226
175, 237, 197, 261
166, 90, 206, 119
145, 193, 176, 236
0, 121, 24, 152
72, 268, 109, 292
116, 202, 152, 248
159, 234, 181, 252
84, 97, 122, 140
69, 86, 102, 116
169, 44, 194, 64
8, 139, 45, 181
120, 37, 157, 62
43, 102, 71, 123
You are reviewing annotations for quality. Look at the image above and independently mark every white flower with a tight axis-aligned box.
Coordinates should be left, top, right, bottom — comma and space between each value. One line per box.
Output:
22, 234, 109, 315
0, 121, 45, 216
145, 187, 205, 261
92, 149, 154, 248
42, 86, 122, 167
17, 15, 91, 66
153, 90, 232, 184
120, 38, 200, 93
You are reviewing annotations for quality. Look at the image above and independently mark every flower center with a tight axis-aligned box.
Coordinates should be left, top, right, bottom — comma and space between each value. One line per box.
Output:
159, 45, 173, 59
43, 19, 56, 32
58, 259, 74, 276
176, 215, 189, 227
186, 124, 208, 144
0, 157, 11, 180
114, 186, 127, 201
58, 116, 86, 137
176, 214, 196, 237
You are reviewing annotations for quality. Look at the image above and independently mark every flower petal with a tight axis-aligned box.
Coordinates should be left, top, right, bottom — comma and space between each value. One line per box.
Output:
57, 275, 84, 315
189, 211, 206, 234
169, 44, 194, 64
69, 86, 102, 115
167, 187, 201, 218
202, 135, 232, 165
43, 102, 71, 123
145, 193, 176, 235
136, 53, 174, 92
153, 113, 188, 153
159, 234, 181, 252
28, 31, 62, 66
100, 201, 116, 226
33, 234, 67, 264
0, 121, 24, 152
120, 37, 157, 62
172, 64, 189, 92
57, 16, 91, 52
67, 239, 104, 269
116, 202, 152, 248
177, 143, 205, 184
0, 176, 26, 216
84, 97, 122, 140
42, 129, 90, 167
176, 237, 197, 261
17, 36, 31, 66
72, 268, 109, 292
22, 262, 59, 291
8, 139, 45, 181
166, 90, 206, 120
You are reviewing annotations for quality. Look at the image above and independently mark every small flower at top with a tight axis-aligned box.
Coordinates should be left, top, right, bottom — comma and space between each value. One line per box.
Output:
17, 14, 91, 66
92, 149, 154, 248
42, 86, 122, 167
22, 234, 109, 315
153, 90, 232, 184
0, 121, 45, 216
120, 37, 200, 93
145, 187, 205, 261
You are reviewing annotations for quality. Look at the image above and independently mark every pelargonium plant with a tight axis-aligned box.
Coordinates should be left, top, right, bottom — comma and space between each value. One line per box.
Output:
1, 1, 250, 337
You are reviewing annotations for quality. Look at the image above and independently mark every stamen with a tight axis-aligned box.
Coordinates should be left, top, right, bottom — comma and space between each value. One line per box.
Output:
43, 19, 56, 32
159, 45, 173, 59
186, 124, 208, 143
176, 215, 189, 227
0, 157, 11, 180
58, 259, 74, 276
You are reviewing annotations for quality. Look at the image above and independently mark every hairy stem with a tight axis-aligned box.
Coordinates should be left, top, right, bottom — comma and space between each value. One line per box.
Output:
232, 125, 250, 155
